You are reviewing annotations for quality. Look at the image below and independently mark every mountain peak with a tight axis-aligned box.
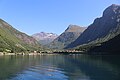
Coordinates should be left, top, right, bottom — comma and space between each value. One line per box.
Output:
67, 24, 81, 29
32, 32, 58, 45
111, 4, 120, 7
103, 4, 120, 18
66, 4, 120, 48
47, 25, 87, 49
65, 25, 87, 32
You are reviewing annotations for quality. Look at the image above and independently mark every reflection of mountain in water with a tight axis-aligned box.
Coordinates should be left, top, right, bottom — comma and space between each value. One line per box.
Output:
61, 55, 120, 80
0, 55, 120, 80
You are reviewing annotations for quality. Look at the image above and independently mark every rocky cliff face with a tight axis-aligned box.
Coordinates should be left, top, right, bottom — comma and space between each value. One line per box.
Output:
0, 19, 40, 52
47, 25, 87, 49
32, 32, 58, 45
67, 4, 120, 48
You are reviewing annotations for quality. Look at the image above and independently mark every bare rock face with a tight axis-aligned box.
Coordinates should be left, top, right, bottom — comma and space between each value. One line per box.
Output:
47, 25, 87, 49
67, 4, 120, 48
32, 32, 58, 45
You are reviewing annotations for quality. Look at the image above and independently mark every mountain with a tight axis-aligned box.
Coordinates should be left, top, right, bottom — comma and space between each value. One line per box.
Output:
66, 4, 120, 49
47, 25, 87, 49
89, 33, 120, 52
32, 32, 58, 45
0, 19, 41, 52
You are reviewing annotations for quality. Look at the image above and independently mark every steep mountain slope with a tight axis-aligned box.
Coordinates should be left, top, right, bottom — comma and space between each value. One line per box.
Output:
89, 33, 120, 52
47, 25, 87, 49
0, 19, 40, 52
67, 4, 120, 49
32, 32, 58, 45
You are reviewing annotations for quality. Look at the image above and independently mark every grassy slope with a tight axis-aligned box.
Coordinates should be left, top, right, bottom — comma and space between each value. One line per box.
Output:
0, 19, 41, 52
89, 33, 120, 52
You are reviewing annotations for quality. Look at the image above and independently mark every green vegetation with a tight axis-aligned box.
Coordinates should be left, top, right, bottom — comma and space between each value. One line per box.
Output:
0, 19, 41, 53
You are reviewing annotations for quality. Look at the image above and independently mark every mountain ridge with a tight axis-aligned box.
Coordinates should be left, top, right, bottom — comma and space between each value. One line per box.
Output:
47, 25, 87, 49
0, 19, 41, 52
32, 32, 58, 45
66, 4, 120, 49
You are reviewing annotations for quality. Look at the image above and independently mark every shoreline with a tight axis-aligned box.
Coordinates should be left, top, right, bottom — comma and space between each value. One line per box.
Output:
0, 52, 119, 56
0, 51, 84, 56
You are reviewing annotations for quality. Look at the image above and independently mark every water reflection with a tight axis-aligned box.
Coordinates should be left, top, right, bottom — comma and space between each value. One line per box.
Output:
0, 54, 119, 80
62, 55, 120, 80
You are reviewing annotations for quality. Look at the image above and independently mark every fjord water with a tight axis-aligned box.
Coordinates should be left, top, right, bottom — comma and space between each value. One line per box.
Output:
0, 54, 120, 80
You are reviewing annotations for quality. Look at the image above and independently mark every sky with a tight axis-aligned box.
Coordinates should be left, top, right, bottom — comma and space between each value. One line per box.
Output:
0, 0, 120, 35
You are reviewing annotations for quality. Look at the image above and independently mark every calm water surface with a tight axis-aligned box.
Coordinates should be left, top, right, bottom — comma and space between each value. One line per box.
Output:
0, 54, 120, 80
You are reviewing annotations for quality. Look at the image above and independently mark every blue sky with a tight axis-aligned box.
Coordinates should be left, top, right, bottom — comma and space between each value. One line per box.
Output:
0, 0, 119, 35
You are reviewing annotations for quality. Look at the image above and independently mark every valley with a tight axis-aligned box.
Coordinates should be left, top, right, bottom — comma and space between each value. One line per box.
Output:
0, 4, 120, 55
0, 2, 120, 80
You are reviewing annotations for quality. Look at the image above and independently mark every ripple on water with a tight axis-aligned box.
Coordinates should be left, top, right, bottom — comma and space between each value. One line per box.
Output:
10, 65, 68, 80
